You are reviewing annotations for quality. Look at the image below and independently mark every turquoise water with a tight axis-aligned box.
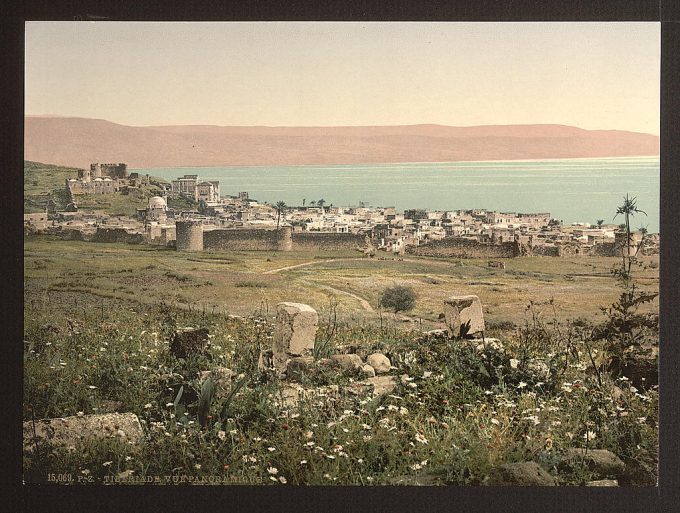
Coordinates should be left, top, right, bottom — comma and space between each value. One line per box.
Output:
137, 156, 660, 232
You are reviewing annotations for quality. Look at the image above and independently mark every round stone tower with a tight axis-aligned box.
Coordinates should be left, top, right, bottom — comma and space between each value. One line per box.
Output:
277, 225, 293, 252
176, 220, 203, 251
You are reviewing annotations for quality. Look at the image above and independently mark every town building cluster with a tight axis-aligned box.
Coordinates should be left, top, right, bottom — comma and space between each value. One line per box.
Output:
65, 163, 153, 195
30, 164, 656, 256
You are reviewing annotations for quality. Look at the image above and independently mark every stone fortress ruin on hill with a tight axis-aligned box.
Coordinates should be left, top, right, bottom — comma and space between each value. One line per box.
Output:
25, 162, 659, 259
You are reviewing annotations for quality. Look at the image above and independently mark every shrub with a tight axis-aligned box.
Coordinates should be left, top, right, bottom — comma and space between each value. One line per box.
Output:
378, 285, 416, 314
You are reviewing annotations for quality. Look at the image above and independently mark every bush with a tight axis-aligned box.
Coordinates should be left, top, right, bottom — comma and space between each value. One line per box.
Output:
379, 285, 416, 314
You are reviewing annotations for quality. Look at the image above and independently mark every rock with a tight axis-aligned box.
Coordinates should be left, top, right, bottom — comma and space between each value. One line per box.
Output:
23, 413, 144, 451
285, 356, 316, 381
443, 295, 485, 337
330, 354, 364, 372
361, 364, 376, 378
366, 353, 391, 374
169, 328, 209, 359
488, 462, 557, 486
560, 449, 626, 478
586, 479, 619, 486
272, 303, 318, 373
619, 450, 657, 486
364, 375, 398, 396
198, 367, 235, 396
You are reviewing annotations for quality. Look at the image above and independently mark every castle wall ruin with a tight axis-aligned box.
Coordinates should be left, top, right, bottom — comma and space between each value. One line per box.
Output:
176, 220, 204, 251
407, 237, 520, 259
92, 227, 144, 244
202, 228, 365, 252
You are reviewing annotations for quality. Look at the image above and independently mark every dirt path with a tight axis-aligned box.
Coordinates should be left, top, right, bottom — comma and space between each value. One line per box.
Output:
315, 284, 375, 312
262, 256, 442, 275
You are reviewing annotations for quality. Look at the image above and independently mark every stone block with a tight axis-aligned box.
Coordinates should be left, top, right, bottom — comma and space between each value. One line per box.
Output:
366, 353, 391, 374
559, 448, 626, 478
586, 479, 619, 486
361, 364, 376, 378
23, 413, 144, 452
363, 375, 398, 396
272, 302, 318, 372
444, 295, 485, 337
170, 328, 209, 359
330, 354, 364, 372
488, 462, 556, 486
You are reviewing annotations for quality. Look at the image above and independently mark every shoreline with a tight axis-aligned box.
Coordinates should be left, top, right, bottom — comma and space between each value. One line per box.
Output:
129, 155, 660, 172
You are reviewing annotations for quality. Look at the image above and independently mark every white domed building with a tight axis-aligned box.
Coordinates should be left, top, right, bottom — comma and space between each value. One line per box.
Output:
146, 196, 168, 221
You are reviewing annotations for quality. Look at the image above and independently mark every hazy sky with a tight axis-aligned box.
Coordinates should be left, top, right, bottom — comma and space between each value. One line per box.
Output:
25, 22, 660, 134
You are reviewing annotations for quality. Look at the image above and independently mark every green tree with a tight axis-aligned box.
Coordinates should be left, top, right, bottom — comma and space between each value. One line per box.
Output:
614, 194, 646, 279
275, 201, 287, 230
379, 285, 416, 314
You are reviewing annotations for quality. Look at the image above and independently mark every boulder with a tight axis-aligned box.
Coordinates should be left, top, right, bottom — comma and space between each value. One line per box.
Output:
330, 354, 364, 372
488, 462, 557, 486
443, 295, 485, 337
273, 303, 318, 372
361, 364, 376, 378
560, 449, 626, 478
364, 375, 398, 396
366, 353, 391, 374
23, 413, 144, 452
170, 328, 209, 359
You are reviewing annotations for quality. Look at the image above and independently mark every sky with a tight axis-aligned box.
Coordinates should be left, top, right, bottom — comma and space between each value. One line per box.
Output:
25, 22, 660, 134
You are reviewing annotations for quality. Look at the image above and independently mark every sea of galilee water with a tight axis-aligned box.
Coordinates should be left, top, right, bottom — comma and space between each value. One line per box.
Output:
139, 156, 660, 232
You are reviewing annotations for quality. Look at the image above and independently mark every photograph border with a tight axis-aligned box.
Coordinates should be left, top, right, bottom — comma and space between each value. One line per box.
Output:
4, 1, 678, 512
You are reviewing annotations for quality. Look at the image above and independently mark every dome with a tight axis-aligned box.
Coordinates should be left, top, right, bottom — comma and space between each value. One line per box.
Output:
148, 196, 167, 209
103, 177, 112, 181
94, 177, 103, 182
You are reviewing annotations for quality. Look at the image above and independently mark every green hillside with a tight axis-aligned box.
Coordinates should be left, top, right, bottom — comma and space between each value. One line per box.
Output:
24, 161, 193, 216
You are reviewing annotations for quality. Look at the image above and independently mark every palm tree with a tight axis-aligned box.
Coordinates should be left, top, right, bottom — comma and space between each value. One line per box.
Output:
614, 194, 647, 275
275, 201, 287, 230
310, 200, 317, 207
596, 219, 604, 228
302, 198, 306, 207
317, 198, 326, 213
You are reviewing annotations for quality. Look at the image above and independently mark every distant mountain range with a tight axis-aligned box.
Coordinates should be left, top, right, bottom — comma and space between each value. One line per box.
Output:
24, 116, 659, 169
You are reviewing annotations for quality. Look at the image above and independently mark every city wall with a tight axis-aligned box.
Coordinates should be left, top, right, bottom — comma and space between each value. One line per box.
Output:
407, 237, 520, 259
204, 229, 279, 251
293, 232, 366, 251
202, 229, 365, 252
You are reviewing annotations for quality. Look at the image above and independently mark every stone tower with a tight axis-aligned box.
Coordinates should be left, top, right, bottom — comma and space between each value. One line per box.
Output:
175, 220, 203, 251
277, 225, 293, 252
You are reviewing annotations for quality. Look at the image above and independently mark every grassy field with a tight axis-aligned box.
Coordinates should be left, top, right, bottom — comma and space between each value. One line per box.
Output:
24, 236, 659, 331
22, 237, 659, 485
